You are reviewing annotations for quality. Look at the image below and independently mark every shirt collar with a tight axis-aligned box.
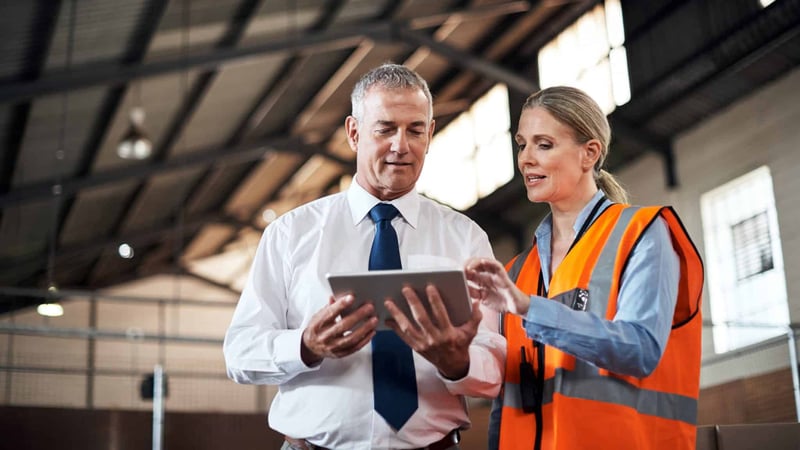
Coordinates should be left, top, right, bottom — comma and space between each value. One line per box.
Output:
534, 190, 609, 243
347, 175, 420, 229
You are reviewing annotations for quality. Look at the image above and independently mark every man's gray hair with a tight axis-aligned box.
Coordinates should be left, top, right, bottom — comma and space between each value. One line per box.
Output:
350, 63, 433, 121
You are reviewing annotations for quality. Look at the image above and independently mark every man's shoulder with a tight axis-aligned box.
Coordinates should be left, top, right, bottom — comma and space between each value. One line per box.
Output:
274, 191, 347, 226
417, 194, 480, 226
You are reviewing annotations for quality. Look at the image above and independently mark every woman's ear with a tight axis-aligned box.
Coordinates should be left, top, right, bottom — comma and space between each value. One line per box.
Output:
582, 139, 602, 172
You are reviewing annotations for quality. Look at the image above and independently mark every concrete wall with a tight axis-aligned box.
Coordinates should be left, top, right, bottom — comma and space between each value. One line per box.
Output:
0, 275, 271, 413
615, 67, 800, 387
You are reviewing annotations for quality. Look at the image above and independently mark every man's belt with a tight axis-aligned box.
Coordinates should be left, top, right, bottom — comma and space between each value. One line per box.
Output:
285, 429, 460, 450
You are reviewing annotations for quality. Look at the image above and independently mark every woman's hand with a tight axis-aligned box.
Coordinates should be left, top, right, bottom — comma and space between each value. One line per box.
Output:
464, 257, 531, 316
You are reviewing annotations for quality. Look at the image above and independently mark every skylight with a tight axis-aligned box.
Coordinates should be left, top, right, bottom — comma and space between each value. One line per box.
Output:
537, 0, 630, 114
417, 84, 515, 210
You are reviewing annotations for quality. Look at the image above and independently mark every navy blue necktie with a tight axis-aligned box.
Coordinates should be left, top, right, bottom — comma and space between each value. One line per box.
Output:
368, 203, 418, 430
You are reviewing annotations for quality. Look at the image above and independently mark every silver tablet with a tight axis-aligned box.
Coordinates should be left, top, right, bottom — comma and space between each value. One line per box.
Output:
326, 268, 472, 329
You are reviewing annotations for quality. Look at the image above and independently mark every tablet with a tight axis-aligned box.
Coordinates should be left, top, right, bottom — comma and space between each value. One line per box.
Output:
326, 268, 472, 329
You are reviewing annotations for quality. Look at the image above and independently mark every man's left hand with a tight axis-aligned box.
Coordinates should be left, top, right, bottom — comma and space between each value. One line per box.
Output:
384, 284, 482, 380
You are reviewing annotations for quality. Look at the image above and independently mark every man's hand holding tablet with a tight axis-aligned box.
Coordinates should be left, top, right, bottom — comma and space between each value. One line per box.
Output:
326, 268, 473, 329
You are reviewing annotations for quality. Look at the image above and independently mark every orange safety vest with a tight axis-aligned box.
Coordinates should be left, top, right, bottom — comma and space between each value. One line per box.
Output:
494, 204, 704, 450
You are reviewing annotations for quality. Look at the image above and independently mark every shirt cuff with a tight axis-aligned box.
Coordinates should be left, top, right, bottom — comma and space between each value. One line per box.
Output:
273, 328, 322, 374
437, 345, 498, 397
524, 295, 563, 341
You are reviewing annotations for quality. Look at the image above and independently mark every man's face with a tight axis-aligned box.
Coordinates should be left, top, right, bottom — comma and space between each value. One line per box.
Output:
346, 86, 435, 201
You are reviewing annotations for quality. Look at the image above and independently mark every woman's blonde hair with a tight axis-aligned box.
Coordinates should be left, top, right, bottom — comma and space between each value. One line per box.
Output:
523, 86, 629, 204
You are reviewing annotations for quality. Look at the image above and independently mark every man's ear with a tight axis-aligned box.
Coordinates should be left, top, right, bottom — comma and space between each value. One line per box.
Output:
425, 119, 436, 154
583, 139, 602, 172
345, 116, 359, 152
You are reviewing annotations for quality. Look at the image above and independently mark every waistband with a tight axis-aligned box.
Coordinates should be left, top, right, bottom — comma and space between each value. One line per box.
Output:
285, 429, 460, 450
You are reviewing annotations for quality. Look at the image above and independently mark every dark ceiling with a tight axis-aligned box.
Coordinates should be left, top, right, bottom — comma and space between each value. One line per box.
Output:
1, 0, 799, 312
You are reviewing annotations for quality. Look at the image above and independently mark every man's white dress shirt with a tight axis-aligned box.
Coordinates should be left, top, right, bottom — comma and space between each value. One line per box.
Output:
224, 179, 506, 449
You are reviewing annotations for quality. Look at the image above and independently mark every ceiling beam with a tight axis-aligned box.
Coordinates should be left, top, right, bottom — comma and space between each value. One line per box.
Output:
649, 17, 800, 120
610, 0, 800, 189
0, 25, 375, 104
0, 136, 353, 208
394, 26, 537, 95
88, 0, 268, 286
1, 1, 62, 195
0, 1, 532, 105
291, 41, 376, 135
623, 0, 694, 44
0, 210, 252, 273
180, 269, 242, 297
630, 0, 800, 118
172, 0, 358, 269
149, 0, 265, 165
66, 0, 172, 289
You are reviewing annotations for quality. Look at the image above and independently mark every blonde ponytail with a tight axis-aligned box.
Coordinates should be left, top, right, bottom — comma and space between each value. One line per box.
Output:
596, 169, 629, 204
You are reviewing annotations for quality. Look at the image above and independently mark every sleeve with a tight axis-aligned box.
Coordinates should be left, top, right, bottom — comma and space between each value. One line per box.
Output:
441, 221, 507, 398
223, 220, 320, 385
522, 216, 679, 377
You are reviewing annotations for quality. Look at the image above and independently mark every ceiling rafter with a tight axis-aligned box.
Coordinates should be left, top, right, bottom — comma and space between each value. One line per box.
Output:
0, 1, 531, 105
4, 2, 544, 292
182, 0, 522, 269
609, 1, 800, 188
623, 0, 694, 44
0, 210, 252, 275
628, 0, 800, 117
0, 135, 352, 208
0, 25, 372, 104
62, 0, 171, 287
393, 26, 536, 95
646, 16, 800, 121
1, 1, 62, 197
157, 0, 358, 281
180, 269, 242, 297
86, 0, 268, 286
247, 0, 535, 211
199, 1, 537, 261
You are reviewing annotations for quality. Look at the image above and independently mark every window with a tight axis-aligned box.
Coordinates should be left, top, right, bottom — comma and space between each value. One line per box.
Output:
700, 166, 789, 353
731, 212, 774, 281
417, 84, 514, 210
537, 0, 630, 114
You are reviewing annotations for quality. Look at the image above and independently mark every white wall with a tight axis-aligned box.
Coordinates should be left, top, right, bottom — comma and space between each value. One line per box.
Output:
616, 67, 800, 388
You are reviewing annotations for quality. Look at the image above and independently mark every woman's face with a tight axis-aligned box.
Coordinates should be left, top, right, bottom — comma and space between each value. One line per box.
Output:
515, 106, 600, 208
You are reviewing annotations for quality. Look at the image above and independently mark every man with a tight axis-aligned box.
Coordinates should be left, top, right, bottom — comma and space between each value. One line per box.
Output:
224, 64, 505, 449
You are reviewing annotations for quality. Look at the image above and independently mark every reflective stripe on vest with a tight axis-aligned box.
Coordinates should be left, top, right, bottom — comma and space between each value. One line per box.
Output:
501, 369, 698, 424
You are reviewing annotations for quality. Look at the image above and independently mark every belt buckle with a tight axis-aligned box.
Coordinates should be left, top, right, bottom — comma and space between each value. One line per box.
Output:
426, 429, 459, 450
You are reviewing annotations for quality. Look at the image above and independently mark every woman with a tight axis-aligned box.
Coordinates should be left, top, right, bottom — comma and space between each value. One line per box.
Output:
464, 86, 704, 450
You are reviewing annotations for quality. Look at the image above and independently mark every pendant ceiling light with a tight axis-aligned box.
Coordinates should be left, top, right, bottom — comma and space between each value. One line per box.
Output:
37, 285, 64, 317
117, 106, 152, 160
39, 0, 77, 317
